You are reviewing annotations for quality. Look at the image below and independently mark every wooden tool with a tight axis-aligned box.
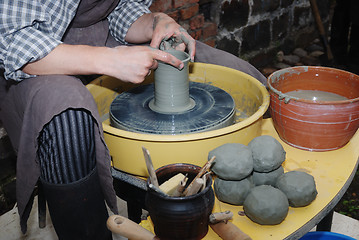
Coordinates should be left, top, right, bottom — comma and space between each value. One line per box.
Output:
183, 156, 215, 196
142, 146, 159, 187
108, 213, 251, 240
185, 178, 204, 196
172, 174, 188, 197
210, 221, 252, 240
107, 215, 159, 240
209, 211, 234, 224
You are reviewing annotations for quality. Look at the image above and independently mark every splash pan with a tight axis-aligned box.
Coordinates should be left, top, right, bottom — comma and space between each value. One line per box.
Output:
87, 63, 269, 176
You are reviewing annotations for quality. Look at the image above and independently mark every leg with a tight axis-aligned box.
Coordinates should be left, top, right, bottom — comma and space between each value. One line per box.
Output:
316, 210, 334, 232
37, 182, 46, 228
194, 41, 267, 86
0, 75, 117, 234
38, 109, 112, 240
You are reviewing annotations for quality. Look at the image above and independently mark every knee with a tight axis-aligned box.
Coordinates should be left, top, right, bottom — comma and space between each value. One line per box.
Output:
31, 75, 97, 114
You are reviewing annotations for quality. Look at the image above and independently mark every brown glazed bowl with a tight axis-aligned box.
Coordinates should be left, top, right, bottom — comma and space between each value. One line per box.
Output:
268, 66, 359, 151
145, 163, 215, 240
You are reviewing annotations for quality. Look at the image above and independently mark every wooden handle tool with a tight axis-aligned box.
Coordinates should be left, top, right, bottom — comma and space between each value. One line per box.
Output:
142, 146, 159, 187
210, 221, 252, 240
185, 177, 204, 196
172, 174, 188, 197
107, 215, 158, 240
209, 211, 234, 224
183, 156, 215, 196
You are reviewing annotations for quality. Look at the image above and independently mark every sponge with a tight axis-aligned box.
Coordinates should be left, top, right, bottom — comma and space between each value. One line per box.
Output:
159, 173, 186, 195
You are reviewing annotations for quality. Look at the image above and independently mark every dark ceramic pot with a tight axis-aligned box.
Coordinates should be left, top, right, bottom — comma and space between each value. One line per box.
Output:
146, 163, 215, 240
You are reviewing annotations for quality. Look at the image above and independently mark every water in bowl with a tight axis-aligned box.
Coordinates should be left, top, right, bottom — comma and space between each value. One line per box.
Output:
285, 90, 348, 102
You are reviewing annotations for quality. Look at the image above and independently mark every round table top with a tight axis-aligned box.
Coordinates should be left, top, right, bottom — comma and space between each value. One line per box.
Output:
141, 118, 359, 240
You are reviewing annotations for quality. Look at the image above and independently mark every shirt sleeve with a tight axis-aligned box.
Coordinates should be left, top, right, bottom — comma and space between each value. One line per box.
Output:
107, 0, 152, 44
3, 28, 62, 81
0, 0, 78, 81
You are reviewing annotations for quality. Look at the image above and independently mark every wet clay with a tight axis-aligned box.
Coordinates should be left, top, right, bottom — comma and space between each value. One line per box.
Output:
285, 90, 348, 101
243, 185, 289, 225
248, 135, 286, 173
276, 171, 318, 207
209, 143, 253, 180
252, 166, 284, 186
214, 177, 253, 205
149, 49, 195, 114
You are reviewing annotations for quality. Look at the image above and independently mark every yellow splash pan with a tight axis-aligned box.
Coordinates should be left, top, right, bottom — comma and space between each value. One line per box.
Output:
87, 63, 269, 176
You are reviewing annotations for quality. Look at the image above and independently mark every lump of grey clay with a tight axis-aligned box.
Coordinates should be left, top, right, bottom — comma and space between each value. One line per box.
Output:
276, 171, 318, 207
243, 185, 289, 225
252, 166, 284, 186
248, 135, 286, 173
209, 143, 253, 180
214, 177, 253, 205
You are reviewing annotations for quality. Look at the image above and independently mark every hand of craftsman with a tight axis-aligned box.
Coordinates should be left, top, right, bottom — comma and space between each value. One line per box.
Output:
149, 13, 196, 61
22, 12, 195, 84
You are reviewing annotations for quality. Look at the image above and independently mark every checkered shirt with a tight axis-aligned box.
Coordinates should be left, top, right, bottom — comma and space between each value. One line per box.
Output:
0, 0, 151, 81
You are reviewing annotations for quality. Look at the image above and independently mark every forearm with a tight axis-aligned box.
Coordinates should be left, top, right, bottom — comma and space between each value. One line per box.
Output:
22, 43, 184, 84
22, 44, 110, 76
125, 13, 155, 43
107, 0, 152, 44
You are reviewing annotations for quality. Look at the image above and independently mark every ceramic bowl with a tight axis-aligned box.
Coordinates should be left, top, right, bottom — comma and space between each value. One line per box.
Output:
268, 66, 359, 151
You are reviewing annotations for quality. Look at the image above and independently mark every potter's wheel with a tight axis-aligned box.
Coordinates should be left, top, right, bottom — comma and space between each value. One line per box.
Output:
87, 62, 269, 176
110, 49, 235, 135
110, 81, 235, 134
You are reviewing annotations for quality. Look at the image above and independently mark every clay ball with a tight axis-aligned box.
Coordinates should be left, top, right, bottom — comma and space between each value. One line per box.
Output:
214, 177, 253, 205
243, 185, 289, 225
252, 166, 284, 186
248, 135, 286, 173
276, 171, 318, 207
209, 143, 253, 180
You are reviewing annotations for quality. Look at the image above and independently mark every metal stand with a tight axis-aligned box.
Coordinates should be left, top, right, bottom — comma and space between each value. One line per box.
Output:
316, 210, 334, 232
111, 168, 147, 223
37, 181, 47, 228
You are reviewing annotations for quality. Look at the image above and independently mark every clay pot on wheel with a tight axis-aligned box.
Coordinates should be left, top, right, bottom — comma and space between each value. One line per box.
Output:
146, 163, 215, 240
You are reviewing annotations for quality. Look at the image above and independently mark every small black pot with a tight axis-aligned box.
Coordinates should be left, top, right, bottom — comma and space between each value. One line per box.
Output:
146, 163, 215, 240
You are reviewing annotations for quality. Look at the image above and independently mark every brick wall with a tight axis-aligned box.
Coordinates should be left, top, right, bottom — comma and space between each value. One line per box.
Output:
150, 0, 218, 47
150, 0, 331, 68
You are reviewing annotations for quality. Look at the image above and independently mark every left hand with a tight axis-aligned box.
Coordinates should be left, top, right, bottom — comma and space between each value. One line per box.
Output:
150, 13, 196, 61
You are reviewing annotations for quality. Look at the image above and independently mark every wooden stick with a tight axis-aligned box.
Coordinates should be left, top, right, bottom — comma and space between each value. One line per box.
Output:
210, 221, 252, 240
148, 183, 167, 197
183, 156, 216, 196
142, 146, 159, 188
172, 174, 188, 197
201, 172, 211, 192
185, 178, 204, 196
309, 0, 333, 60
107, 215, 156, 240
209, 211, 233, 224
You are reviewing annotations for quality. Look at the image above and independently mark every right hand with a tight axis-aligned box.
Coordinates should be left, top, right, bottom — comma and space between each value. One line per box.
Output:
22, 44, 182, 85
104, 45, 184, 84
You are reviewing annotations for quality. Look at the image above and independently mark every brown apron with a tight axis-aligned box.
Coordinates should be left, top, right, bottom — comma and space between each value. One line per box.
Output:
0, 0, 120, 233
